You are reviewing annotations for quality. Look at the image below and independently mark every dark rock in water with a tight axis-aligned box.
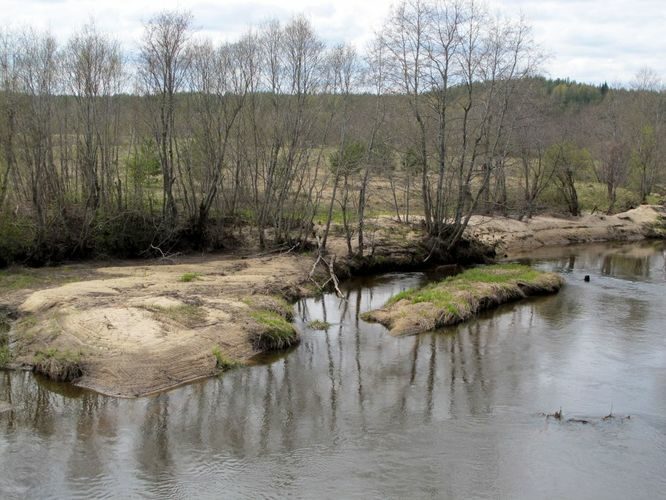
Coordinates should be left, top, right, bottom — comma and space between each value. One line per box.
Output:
584, 275, 590, 282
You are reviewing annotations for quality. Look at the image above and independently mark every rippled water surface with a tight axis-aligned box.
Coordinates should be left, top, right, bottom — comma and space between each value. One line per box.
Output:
1, 241, 666, 499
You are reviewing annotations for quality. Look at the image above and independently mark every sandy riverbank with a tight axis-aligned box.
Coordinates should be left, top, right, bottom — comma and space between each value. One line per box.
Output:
466, 205, 665, 255
5, 255, 313, 397
1, 205, 663, 397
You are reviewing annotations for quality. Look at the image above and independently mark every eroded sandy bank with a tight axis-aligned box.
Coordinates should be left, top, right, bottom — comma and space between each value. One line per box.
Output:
467, 205, 665, 255
7, 255, 313, 397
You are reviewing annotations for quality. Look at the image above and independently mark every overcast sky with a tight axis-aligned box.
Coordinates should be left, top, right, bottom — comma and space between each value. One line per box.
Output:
2, 0, 664, 85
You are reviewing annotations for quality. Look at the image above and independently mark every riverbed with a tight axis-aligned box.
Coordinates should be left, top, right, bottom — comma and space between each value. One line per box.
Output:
1, 241, 665, 498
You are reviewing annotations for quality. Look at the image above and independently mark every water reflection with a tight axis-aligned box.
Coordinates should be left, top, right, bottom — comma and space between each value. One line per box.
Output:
1, 242, 666, 498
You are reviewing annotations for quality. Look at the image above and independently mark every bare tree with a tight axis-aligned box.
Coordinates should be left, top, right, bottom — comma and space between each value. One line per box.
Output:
0, 30, 19, 211
64, 22, 123, 244
185, 36, 251, 244
138, 10, 192, 227
322, 43, 359, 253
381, 0, 538, 249
382, 0, 433, 230
14, 30, 61, 244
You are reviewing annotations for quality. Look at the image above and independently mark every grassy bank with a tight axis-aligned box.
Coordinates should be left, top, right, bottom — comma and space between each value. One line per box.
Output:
362, 264, 564, 335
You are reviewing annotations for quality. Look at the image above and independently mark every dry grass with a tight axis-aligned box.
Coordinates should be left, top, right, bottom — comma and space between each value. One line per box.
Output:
362, 263, 564, 335
33, 348, 84, 382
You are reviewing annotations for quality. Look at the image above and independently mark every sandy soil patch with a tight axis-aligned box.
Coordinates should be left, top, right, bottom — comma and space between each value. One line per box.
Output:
7, 255, 311, 397
466, 205, 665, 255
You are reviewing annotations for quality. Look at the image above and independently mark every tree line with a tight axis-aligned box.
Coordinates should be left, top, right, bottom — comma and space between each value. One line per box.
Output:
0, 0, 664, 266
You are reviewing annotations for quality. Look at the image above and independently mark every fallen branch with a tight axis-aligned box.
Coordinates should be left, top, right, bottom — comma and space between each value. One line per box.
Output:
149, 244, 181, 264
308, 237, 345, 299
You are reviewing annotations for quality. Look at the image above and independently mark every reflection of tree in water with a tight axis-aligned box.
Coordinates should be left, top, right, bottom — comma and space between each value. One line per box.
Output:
136, 393, 173, 486
32, 382, 56, 436
66, 392, 111, 490
1, 372, 14, 430
3, 250, 665, 496
568, 254, 576, 271
601, 254, 651, 279
259, 364, 275, 452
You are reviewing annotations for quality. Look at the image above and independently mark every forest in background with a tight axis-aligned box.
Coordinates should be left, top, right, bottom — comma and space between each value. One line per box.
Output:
0, 0, 664, 267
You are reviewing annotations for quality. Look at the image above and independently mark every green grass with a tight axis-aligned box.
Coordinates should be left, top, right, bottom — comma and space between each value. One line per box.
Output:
0, 271, 42, 292
645, 193, 664, 205
179, 272, 202, 283
0, 268, 85, 293
391, 264, 542, 302
250, 310, 299, 350
149, 304, 207, 326
212, 346, 242, 371
576, 182, 639, 213
391, 286, 463, 315
242, 295, 294, 321
307, 319, 331, 330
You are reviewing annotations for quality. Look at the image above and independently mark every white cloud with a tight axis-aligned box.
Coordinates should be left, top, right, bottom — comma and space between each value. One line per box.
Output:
2, 0, 664, 85
490, 0, 666, 84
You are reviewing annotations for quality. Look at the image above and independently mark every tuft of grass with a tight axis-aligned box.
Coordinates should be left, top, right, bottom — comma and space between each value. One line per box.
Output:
212, 346, 242, 371
250, 310, 299, 350
307, 319, 331, 330
33, 348, 83, 382
179, 272, 202, 283
242, 295, 293, 321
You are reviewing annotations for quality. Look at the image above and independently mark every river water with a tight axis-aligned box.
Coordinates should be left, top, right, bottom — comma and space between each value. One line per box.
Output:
1, 241, 665, 499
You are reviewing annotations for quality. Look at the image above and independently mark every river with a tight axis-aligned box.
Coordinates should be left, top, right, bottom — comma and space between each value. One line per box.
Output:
1, 241, 665, 499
